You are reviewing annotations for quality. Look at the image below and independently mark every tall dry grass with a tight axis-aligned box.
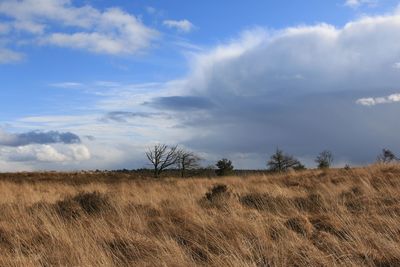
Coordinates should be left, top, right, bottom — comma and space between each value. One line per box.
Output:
0, 164, 399, 266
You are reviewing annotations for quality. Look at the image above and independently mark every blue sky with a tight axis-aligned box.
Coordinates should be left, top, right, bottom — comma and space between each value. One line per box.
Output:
1, 0, 400, 171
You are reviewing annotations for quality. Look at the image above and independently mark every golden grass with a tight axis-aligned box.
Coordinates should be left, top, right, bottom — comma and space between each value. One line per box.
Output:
0, 164, 399, 266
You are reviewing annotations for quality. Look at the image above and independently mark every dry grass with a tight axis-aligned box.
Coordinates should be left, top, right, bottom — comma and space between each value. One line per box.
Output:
0, 164, 399, 266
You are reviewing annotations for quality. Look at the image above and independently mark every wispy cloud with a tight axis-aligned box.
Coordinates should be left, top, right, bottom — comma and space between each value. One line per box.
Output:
94, 81, 121, 87
0, 48, 24, 64
146, 6, 157, 15
0, 23, 10, 34
101, 111, 165, 123
344, 0, 378, 8
356, 93, 400, 106
147, 96, 214, 111
163, 19, 194, 33
393, 62, 400, 69
49, 82, 83, 89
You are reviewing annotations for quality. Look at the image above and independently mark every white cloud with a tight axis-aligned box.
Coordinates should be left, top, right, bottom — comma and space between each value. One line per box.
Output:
46, 31, 141, 55
146, 6, 157, 15
344, 0, 377, 8
95, 81, 121, 87
163, 19, 194, 33
50, 82, 83, 88
13, 20, 45, 34
345, 0, 362, 7
0, 48, 24, 64
0, 1, 158, 55
0, 0, 98, 28
0, 144, 90, 163
356, 93, 400, 106
0, 23, 10, 34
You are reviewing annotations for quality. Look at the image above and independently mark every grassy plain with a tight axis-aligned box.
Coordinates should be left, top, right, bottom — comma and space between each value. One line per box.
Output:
0, 165, 399, 266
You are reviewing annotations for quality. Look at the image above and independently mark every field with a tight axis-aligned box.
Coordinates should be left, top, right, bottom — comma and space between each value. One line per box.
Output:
0, 165, 399, 266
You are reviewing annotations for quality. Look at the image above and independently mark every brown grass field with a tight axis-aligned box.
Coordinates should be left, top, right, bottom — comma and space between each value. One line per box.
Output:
0, 165, 399, 266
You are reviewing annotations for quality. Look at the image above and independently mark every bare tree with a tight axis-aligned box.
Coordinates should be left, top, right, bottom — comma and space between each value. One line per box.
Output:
146, 144, 179, 178
315, 150, 333, 169
267, 148, 304, 172
176, 149, 202, 178
377, 148, 398, 163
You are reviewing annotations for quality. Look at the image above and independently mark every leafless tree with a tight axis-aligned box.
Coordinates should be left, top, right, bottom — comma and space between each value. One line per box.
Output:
145, 144, 179, 178
267, 148, 304, 172
176, 149, 202, 178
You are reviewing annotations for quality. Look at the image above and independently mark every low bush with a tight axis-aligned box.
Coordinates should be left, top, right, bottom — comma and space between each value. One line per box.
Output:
54, 191, 111, 219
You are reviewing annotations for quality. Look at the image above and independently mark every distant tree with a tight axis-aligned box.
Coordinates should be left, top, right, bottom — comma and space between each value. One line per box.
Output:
145, 144, 179, 178
315, 150, 334, 169
293, 163, 306, 171
215, 158, 234, 176
267, 148, 303, 172
176, 149, 202, 178
377, 148, 398, 163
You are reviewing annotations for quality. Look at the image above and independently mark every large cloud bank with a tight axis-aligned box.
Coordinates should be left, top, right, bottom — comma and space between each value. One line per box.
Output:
141, 14, 400, 167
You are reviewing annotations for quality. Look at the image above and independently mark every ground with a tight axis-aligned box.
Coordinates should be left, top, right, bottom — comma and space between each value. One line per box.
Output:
0, 165, 399, 266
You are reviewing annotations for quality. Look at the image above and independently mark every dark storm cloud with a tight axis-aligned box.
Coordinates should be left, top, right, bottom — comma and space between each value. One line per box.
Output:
102, 111, 165, 122
0, 130, 81, 147
146, 96, 214, 111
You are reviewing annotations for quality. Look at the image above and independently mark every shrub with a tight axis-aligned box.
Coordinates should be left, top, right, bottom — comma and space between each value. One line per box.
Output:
55, 191, 111, 218
72, 191, 111, 214
315, 150, 333, 169
54, 198, 82, 220
205, 184, 230, 202
215, 159, 234, 176
377, 148, 398, 163
200, 184, 233, 209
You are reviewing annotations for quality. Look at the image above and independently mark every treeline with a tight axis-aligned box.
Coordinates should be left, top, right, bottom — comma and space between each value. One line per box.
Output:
144, 144, 399, 178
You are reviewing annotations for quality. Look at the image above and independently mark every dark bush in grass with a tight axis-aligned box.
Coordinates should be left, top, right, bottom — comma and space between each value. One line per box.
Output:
72, 191, 111, 214
205, 184, 230, 201
54, 198, 82, 220
240, 193, 291, 213
55, 191, 111, 218
200, 184, 233, 209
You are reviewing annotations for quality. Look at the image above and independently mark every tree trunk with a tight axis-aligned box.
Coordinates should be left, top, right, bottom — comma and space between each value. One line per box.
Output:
181, 165, 185, 178
154, 166, 159, 178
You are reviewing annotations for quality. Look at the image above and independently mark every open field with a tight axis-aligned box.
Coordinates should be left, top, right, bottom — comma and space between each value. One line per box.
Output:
0, 165, 399, 266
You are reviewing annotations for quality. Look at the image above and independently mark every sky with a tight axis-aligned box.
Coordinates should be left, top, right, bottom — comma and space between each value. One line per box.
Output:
1, 0, 400, 171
